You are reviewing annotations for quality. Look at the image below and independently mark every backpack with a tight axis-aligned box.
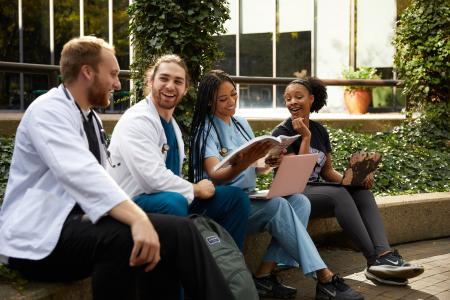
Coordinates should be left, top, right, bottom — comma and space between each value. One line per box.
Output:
190, 215, 258, 300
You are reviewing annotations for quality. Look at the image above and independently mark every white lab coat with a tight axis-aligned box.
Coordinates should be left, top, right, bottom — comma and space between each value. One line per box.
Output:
0, 85, 128, 263
107, 97, 194, 202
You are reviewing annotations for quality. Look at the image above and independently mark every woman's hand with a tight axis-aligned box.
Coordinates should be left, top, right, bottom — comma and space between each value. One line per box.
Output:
292, 117, 311, 138
362, 173, 375, 189
237, 141, 274, 169
264, 148, 286, 167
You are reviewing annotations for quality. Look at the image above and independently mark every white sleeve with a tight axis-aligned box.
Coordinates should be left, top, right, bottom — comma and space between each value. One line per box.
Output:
26, 103, 128, 223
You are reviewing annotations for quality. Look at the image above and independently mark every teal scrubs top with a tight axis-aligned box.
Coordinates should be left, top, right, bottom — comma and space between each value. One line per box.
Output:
203, 115, 257, 192
160, 117, 180, 176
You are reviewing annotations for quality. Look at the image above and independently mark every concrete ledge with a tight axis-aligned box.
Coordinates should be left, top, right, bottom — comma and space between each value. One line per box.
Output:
243, 192, 450, 273
0, 112, 407, 136
0, 278, 91, 300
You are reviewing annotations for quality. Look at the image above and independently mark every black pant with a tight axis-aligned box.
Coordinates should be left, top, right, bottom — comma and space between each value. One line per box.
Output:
8, 210, 234, 300
304, 184, 390, 265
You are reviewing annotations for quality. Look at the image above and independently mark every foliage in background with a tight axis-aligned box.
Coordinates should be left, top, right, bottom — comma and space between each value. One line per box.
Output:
393, 0, 450, 110
341, 66, 380, 92
256, 103, 450, 195
0, 137, 13, 203
128, 0, 229, 134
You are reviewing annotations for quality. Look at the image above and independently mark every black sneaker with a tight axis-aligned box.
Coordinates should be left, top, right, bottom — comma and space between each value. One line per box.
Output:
253, 273, 297, 299
316, 274, 364, 300
367, 250, 424, 280
364, 268, 408, 286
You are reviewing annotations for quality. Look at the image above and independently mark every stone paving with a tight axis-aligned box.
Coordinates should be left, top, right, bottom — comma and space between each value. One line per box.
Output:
270, 237, 450, 300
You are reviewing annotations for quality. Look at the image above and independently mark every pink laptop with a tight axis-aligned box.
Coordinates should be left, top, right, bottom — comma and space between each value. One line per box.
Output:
250, 153, 319, 200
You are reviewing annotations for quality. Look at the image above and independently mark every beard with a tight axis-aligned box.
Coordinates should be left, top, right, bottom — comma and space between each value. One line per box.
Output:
87, 74, 111, 108
152, 90, 182, 110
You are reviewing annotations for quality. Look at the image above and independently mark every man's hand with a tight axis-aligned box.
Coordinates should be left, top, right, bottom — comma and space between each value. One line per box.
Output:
193, 179, 215, 199
129, 216, 161, 272
108, 200, 161, 272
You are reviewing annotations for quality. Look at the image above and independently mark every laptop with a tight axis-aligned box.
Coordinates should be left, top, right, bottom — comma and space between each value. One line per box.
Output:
308, 150, 382, 187
250, 153, 319, 200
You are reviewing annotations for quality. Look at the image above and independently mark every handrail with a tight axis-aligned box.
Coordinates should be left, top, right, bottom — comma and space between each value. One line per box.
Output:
0, 61, 402, 88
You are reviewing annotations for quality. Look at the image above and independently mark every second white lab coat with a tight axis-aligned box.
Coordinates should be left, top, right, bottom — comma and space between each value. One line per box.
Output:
107, 97, 194, 202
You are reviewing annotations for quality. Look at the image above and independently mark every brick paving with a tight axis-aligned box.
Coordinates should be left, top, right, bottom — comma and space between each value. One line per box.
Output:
269, 237, 450, 300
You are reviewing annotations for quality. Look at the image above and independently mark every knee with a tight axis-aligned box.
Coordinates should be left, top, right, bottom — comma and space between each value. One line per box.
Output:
290, 194, 311, 214
219, 186, 251, 216
264, 197, 289, 214
164, 193, 189, 216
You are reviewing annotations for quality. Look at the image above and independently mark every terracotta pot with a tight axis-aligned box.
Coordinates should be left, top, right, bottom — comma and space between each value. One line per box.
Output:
344, 89, 372, 114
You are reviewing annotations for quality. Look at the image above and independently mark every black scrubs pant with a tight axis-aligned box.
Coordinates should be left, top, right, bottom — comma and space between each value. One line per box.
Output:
304, 184, 391, 265
8, 208, 233, 300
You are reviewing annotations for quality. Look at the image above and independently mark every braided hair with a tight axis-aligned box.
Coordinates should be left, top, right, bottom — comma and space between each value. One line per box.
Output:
287, 77, 328, 112
189, 70, 236, 183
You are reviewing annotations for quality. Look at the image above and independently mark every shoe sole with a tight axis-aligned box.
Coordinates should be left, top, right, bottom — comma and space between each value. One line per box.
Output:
259, 292, 297, 299
368, 265, 424, 279
365, 269, 408, 286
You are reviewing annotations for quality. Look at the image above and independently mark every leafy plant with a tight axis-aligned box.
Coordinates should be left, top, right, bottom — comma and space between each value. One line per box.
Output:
393, 0, 450, 111
341, 66, 381, 92
128, 0, 230, 135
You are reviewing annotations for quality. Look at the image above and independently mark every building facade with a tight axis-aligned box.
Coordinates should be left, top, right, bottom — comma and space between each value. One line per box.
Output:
0, 0, 402, 115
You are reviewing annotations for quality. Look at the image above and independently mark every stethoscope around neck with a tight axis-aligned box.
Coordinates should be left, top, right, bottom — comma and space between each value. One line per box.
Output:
62, 85, 120, 168
209, 116, 252, 157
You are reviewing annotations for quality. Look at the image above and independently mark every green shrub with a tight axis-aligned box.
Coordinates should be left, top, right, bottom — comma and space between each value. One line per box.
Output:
0, 136, 13, 203
128, 0, 229, 135
393, 0, 450, 110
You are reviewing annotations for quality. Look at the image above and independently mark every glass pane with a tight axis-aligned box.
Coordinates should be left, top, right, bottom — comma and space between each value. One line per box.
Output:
0, 1, 19, 61
113, 0, 130, 69
241, 0, 274, 34
213, 35, 236, 75
84, 0, 108, 40
109, 78, 130, 112
279, 0, 313, 33
276, 85, 288, 108
357, 0, 396, 67
239, 85, 272, 108
54, 1, 80, 65
223, 0, 237, 35
24, 74, 50, 109
240, 33, 272, 77
23, 0, 50, 64
0, 72, 20, 109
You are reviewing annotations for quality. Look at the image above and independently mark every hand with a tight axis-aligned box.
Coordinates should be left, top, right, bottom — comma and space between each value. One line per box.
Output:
237, 141, 274, 168
292, 117, 311, 137
264, 149, 286, 167
193, 179, 215, 199
129, 216, 161, 272
362, 173, 375, 189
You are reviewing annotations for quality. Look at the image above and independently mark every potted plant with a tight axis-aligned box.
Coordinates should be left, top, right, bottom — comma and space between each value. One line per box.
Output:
342, 66, 380, 114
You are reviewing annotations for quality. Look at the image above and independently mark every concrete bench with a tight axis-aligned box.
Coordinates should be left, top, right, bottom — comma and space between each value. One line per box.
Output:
1, 192, 449, 299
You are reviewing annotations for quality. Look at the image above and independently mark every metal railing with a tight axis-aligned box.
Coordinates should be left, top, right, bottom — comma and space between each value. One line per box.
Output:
0, 61, 404, 111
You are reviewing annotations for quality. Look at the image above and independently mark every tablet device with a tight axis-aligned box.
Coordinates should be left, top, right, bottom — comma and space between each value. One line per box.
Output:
250, 153, 319, 200
307, 151, 381, 187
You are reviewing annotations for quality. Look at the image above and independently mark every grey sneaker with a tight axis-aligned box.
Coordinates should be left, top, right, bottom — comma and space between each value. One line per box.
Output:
253, 273, 297, 299
316, 274, 364, 300
367, 250, 424, 280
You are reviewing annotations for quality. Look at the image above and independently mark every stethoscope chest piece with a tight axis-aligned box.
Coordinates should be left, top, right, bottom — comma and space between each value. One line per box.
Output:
162, 143, 170, 154
219, 147, 228, 157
